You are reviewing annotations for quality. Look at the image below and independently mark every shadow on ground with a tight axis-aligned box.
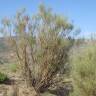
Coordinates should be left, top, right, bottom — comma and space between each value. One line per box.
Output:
47, 84, 73, 96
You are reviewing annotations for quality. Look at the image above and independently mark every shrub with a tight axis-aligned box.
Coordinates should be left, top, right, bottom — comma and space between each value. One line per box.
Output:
0, 4, 74, 94
9, 63, 18, 72
0, 72, 8, 83
70, 43, 96, 96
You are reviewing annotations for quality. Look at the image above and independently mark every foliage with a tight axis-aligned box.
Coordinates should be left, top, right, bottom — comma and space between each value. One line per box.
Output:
0, 4, 74, 94
0, 72, 8, 83
9, 63, 18, 72
70, 43, 96, 96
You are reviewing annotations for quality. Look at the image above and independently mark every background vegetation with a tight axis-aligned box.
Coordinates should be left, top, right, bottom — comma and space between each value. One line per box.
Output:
70, 42, 96, 96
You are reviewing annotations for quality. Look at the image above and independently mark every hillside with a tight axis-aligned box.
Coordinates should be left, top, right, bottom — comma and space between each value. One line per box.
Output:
0, 38, 14, 64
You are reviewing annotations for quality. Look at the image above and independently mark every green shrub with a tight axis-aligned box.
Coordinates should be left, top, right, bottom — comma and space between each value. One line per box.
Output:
0, 72, 8, 83
70, 43, 96, 96
9, 63, 18, 72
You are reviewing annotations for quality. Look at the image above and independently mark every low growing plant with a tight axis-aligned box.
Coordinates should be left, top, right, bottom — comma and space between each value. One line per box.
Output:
0, 72, 8, 83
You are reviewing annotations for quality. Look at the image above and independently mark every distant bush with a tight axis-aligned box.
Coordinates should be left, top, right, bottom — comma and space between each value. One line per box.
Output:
9, 63, 18, 72
70, 43, 96, 96
0, 72, 8, 83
